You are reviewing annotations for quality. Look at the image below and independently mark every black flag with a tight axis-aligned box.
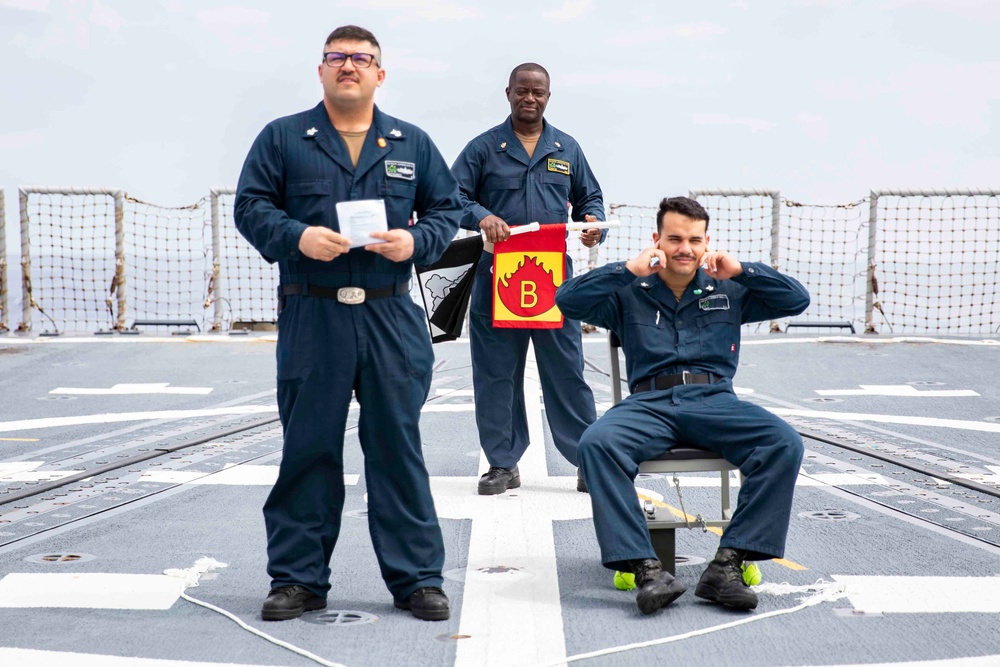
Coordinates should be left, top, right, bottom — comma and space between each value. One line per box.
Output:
415, 235, 484, 343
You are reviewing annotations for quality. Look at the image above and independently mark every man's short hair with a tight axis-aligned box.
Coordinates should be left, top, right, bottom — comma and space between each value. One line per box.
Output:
325, 25, 381, 54
656, 196, 710, 232
508, 63, 550, 89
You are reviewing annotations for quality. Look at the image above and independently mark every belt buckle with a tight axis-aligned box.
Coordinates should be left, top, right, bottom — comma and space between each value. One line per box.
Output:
337, 287, 365, 305
681, 370, 692, 385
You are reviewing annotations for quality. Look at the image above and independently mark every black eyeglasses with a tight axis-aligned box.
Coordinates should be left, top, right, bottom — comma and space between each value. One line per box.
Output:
322, 52, 380, 69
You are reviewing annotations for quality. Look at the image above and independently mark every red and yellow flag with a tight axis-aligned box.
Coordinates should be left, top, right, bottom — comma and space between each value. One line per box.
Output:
492, 224, 566, 329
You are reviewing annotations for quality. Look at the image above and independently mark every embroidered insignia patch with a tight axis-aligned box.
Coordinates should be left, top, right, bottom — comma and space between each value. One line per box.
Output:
385, 161, 416, 181
546, 158, 570, 175
698, 294, 730, 311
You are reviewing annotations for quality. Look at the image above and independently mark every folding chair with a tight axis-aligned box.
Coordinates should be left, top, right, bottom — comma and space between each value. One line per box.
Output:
607, 331, 739, 575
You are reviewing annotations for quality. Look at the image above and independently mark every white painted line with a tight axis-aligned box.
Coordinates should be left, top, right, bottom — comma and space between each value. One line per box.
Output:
51, 383, 214, 395
634, 472, 890, 488
0, 335, 278, 344
431, 345, 589, 667
0, 573, 185, 609
0, 405, 277, 433
138, 466, 360, 487
785, 658, 1000, 667
769, 407, 1000, 433
816, 385, 978, 397
434, 388, 476, 397
0, 461, 45, 476
832, 575, 1000, 614
0, 648, 295, 667
743, 336, 1000, 347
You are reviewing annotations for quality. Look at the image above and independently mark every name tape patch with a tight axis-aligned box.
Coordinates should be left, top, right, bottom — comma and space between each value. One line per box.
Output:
547, 159, 570, 175
698, 294, 730, 311
385, 161, 415, 181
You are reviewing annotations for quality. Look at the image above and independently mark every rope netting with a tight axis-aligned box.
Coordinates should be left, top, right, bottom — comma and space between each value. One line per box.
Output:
872, 194, 1000, 334
9, 188, 999, 335
122, 195, 213, 331
213, 190, 280, 328
782, 199, 869, 330
19, 189, 121, 333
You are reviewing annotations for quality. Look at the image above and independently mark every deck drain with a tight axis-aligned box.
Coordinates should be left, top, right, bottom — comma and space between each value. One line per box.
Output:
345, 510, 368, 520
806, 397, 843, 404
301, 610, 378, 626
798, 509, 860, 522
673, 555, 706, 567
25, 552, 96, 564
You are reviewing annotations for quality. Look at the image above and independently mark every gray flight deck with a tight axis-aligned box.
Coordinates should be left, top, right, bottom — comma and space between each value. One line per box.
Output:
1, 331, 999, 667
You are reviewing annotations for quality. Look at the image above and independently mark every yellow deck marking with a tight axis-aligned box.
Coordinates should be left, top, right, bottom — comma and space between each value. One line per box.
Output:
0, 438, 40, 442
637, 492, 807, 571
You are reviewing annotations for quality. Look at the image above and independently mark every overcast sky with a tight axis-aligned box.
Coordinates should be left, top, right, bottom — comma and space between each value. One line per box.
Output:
2, 0, 998, 226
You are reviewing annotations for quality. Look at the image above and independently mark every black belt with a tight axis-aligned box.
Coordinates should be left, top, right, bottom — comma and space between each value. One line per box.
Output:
632, 371, 717, 394
279, 281, 410, 304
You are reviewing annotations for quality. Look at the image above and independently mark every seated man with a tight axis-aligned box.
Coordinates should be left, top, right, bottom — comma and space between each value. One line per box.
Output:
554, 196, 810, 615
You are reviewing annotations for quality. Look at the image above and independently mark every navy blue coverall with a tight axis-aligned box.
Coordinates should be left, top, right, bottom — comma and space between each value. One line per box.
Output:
451, 117, 605, 469
234, 103, 461, 600
555, 261, 810, 569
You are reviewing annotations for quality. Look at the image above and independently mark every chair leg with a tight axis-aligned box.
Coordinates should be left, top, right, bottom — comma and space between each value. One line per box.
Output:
649, 528, 677, 576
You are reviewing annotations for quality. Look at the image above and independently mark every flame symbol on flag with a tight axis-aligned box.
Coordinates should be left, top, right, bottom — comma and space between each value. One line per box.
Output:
497, 255, 557, 317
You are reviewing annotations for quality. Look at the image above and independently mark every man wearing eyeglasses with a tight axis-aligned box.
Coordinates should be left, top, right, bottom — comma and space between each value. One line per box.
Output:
235, 25, 460, 622
451, 63, 606, 496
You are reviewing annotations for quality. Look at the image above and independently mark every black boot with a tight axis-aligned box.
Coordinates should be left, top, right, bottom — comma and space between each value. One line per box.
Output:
261, 585, 327, 621
576, 468, 588, 493
629, 558, 686, 615
394, 586, 450, 621
694, 548, 759, 610
478, 465, 520, 495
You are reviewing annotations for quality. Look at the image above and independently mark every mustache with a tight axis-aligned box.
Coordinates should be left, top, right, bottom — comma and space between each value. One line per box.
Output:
671, 254, 697, 261
338, 75, 359, 83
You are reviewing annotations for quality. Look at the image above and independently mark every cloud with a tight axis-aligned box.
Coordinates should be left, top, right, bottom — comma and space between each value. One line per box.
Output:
729, 1, 750, 8
389, 52, 450, 74
0, 131, 46, 150
692, 113, 776, 133
0, 0, 49, 11
196, 7, 286, 54
89, 0, 124, 31
793, 112, 830, 142
542, 0, 592, 21
885, 0, 1000, 22
559, 70, 687, 89
817, 63, 1000, 132
616, 21, 728, 45
340, 0, 481, 22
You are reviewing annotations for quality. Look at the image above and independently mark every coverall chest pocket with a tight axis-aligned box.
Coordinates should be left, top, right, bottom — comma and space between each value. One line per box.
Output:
625, 312, 666, 351
485, 176, 523, 222
695, 309, 740, 358
285, 180, 332, 225
539, 172, 571, 221
379, 178, 417, 228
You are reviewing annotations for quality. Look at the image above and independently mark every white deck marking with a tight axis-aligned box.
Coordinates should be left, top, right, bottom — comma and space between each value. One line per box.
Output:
50, 383, 213, 395
832, 575, 1000, 614
431, 345, 590, 667
433, 388, 476, 397
0, 573, 186, 609
815, 384, 979, 397
137, 466, 359, 487
769, 407, 1000, 433
0, 405, 276, 433
0, 648, 295, 667
787, 658, 1000, 667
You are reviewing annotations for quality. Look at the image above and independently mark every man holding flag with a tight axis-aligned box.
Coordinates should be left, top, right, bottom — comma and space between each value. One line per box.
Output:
451, 62, 606, 495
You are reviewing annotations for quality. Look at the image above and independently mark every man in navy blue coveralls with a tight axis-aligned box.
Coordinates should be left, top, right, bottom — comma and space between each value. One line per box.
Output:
451, 63, 606, 495
234, 26, 460, 622
556, 196, 810, 615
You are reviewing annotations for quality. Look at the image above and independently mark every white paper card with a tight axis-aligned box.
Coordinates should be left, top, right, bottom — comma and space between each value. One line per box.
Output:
336, 199, 389, 248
